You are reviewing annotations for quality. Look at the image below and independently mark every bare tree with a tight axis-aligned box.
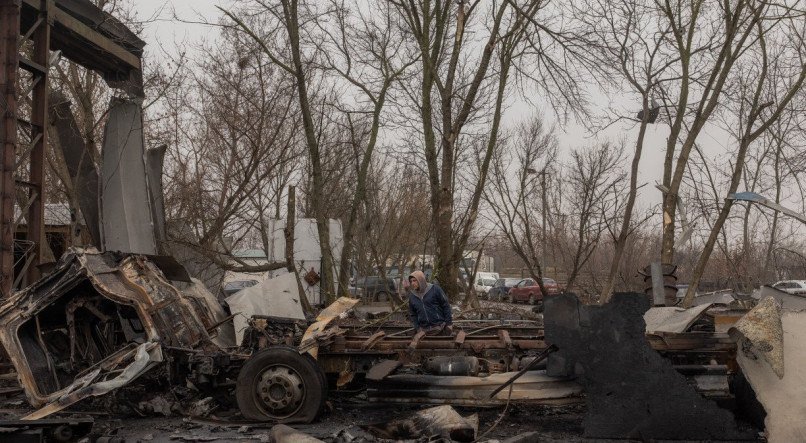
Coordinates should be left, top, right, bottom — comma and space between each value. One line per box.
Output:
560, 142, 626, 291
313, 1, 415, 296
655, 0, 787, 264
390, 0, 590, 299
220, 0, 343, 301
484, 115, 558, 297
581, 0, 677, 301
157, 26, 302, 275
682, 13, 806, 306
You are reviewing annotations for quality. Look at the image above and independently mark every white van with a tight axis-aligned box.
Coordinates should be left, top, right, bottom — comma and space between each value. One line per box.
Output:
474, 272, 500, 298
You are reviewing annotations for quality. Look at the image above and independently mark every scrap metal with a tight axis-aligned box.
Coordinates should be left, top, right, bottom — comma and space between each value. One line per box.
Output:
0, 249, 231, 416
0, 247, 760, 428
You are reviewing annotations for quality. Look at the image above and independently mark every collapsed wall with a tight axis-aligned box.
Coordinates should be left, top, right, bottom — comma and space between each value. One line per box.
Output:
544, 292, 756, 440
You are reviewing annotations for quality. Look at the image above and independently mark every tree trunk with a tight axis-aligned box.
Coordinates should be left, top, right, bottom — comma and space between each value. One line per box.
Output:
283, 0, 335, 303
600, 95, 650, 302
337, 96, 388, 297
683, 134, 750, 307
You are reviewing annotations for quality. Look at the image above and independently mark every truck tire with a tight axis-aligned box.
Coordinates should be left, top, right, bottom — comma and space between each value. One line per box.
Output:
236, 346, 327, 423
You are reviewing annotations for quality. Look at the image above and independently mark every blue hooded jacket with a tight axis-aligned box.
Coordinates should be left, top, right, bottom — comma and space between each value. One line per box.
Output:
407, 271, 452, 330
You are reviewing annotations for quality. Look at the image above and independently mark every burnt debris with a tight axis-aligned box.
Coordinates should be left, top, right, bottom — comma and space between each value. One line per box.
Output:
544, 292, 757, 440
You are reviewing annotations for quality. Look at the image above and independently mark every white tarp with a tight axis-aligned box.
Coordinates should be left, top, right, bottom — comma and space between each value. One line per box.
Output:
225, 273, 306, 344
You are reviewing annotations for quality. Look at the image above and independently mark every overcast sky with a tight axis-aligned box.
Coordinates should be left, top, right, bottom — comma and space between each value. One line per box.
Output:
131, 1, 752, 222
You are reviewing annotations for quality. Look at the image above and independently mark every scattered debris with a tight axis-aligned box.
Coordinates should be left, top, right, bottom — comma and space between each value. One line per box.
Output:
0, 417, 93, 442
500, 431, 541, 443
363, 405, 478, 442
271, 424, 324, 443
643, 303, 712, 334
226, 273, 306, 344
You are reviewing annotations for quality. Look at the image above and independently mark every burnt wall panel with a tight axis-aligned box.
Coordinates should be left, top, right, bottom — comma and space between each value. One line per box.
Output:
544, 293, 755, 440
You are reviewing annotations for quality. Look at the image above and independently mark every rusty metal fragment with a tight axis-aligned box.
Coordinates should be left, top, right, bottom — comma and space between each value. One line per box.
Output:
366, 360, 402, 381
300, 296, 359, 358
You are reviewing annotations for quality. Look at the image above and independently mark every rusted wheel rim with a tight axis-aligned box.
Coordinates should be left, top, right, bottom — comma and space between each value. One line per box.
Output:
256, 365, 306, 418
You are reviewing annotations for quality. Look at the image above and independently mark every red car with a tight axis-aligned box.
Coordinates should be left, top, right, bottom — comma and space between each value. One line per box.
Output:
507, 278, 562, 305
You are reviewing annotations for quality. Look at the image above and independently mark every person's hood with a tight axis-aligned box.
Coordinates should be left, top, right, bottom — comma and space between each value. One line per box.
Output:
408, 271, 431, 298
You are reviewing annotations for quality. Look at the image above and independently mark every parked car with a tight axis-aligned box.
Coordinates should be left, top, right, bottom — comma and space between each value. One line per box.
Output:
474, 272, 500, 297
350, 276, 396, 302
487, 278, 521, 301
507, 278, 562, 305
771, 280, 806, 295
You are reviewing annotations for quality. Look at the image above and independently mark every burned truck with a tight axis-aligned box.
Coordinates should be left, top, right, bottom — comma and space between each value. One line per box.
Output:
0, 249, 586, 423
0, 249, 748, 434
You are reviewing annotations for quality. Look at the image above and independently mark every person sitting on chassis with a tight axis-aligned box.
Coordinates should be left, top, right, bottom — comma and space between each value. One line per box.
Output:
407, 270, 453, 336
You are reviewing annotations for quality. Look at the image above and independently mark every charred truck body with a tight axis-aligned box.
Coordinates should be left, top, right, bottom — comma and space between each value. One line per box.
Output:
0, 249, 740, 425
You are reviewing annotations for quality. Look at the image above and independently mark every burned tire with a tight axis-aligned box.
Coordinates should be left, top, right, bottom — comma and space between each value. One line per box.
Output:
236, 346, 326, 423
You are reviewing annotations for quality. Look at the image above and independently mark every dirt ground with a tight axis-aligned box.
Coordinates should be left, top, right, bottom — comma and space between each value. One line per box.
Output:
0, 395, 588, 442
101, 403, 586, 442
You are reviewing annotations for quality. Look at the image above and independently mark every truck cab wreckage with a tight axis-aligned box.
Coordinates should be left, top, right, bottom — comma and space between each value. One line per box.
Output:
0, 248, 582, 423
1, 247, 785, 441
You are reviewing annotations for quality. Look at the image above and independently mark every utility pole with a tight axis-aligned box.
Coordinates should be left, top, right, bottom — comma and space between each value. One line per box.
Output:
0, 1, 20, 298
541, 169, 547, 271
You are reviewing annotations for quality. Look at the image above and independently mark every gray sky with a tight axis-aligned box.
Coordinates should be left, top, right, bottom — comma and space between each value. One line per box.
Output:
132, 1, 769, 229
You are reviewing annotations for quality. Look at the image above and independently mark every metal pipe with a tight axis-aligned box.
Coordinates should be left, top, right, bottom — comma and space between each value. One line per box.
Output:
488, 344, 557, 398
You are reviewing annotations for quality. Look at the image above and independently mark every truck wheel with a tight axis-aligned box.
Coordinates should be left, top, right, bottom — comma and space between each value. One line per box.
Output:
236, 346, 326, 423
